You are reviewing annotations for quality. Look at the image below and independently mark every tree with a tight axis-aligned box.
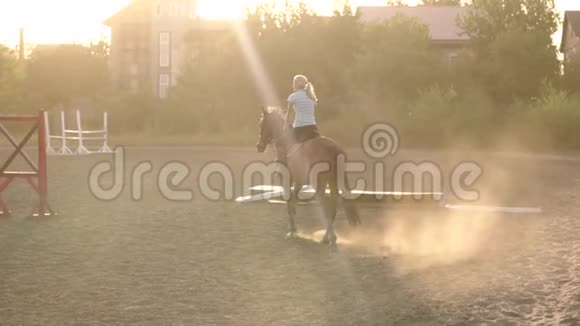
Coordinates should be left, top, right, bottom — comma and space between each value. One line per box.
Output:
354, 14, 441, 100
459, 0, 559, 47
562, 57, 580, 95
386, 0, 406, 6
320, 4, 363, 111
0, 45, 23, 111
458, 0, 560, 102
25, 44, 109, 109
421, 0, 461, 5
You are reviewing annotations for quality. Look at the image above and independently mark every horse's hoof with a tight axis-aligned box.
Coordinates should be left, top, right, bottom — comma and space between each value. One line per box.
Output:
286, 232, 297, 240
350, 218, 362, 227
329, 243, 338, 253
321, 234, 337, 245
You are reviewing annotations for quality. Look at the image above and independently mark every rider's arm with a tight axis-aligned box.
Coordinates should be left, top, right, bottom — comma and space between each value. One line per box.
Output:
284, 102, 293, 128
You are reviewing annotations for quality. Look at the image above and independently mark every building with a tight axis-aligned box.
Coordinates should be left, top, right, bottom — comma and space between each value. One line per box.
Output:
560, 11, 580, 63
357, 6, 469, 64
103, 0, 228, 98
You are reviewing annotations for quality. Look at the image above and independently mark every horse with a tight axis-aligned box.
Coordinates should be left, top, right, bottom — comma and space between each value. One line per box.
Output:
256, 107, 361, 247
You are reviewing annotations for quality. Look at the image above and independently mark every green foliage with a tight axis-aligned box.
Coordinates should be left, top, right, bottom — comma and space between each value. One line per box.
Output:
402, 86, 457, 147
473, 29, 558, 102
562, 57, 580, 95
522, 84, 580, 149
459, 0, 560, 102
0, 45, 24, 112
0, 45, 17, 90
449, 87, 496, 147
94, 91, 156, 135
394, 86, 497, 148
421, 0, 461, 5
354, 14, 442, 100
459, 0, 559, 44
26, 44, 109, 109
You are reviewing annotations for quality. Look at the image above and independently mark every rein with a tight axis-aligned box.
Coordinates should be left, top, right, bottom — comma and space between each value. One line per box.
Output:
269, 114, 296, 161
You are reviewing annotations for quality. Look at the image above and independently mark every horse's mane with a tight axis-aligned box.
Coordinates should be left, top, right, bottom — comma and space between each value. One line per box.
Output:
266, 106, 284, 116
264, 106, 290, 135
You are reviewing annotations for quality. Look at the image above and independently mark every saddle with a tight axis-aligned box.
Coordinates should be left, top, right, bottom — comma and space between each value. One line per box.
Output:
274, 136, 320, 166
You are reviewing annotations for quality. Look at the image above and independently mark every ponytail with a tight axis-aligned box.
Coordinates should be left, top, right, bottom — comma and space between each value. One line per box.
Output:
305, 82, 318, 103
293, 74, 318, 103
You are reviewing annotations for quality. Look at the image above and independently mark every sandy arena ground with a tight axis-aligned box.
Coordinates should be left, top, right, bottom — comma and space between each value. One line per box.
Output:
0, 147, 579, 325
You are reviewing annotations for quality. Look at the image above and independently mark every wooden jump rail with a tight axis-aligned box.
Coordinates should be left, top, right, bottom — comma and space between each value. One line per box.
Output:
0, 111, 53, 217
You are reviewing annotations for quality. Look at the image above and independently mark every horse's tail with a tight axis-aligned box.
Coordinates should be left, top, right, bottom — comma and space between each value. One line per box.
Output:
334, 151, 361, 227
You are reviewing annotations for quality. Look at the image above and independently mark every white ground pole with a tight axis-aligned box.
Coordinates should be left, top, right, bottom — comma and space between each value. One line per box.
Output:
44, 111, 57, 155
445, 204, 543, 214
73, 110, 90, 155
57, 111, 73, 155
97, 112, 112, 153
238, 185, 543, 214
44, 111, 74, 155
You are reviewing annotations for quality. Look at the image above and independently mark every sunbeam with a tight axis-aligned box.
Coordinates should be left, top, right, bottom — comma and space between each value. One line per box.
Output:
232, 21, 280, 106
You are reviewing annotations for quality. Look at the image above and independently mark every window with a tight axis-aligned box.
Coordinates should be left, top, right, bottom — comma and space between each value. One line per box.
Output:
129, 63, 138, 75
189, 1, 196, 19
159, 73, 171, 99
130, 78, 139, 91
169, 3, 177, 17
159, 32, 171, 67
447, 52, 458, 66
190, 47, 200, 64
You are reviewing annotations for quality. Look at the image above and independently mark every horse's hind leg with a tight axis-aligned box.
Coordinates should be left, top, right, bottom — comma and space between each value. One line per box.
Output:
320, 179, 338, 246
286, 181, 302, 239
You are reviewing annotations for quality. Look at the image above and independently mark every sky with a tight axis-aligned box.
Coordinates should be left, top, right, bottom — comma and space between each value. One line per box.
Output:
0, 0, 578, 48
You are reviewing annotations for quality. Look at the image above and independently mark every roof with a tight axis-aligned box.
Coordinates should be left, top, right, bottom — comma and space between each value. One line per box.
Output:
103, 0, 227, 30
103, 0, 153, 26
356, 6, 469, 43
560, 11, 580, 53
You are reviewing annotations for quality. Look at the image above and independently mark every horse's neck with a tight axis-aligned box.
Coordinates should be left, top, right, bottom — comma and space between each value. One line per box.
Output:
274, 123, 295, 152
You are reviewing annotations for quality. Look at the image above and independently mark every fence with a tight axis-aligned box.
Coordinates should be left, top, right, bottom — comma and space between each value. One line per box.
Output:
0, 110, 53, 217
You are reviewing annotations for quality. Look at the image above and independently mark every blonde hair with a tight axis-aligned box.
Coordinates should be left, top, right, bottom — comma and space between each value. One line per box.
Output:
293, 75, 318, 103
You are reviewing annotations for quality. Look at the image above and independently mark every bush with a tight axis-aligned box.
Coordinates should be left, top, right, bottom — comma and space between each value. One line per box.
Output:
450, 87, 496, 148
520, 85, 580, 150
400, 86, 456, 148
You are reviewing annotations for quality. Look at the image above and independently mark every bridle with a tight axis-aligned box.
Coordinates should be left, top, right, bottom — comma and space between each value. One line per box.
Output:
257, 111, 291, 155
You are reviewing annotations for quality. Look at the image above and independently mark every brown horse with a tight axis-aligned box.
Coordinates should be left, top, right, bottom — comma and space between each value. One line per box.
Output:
256, 107, 361, 246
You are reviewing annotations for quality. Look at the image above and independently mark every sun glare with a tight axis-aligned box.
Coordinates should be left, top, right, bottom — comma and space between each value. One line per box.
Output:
0, 0, 577, 46
196, 0, 255, 20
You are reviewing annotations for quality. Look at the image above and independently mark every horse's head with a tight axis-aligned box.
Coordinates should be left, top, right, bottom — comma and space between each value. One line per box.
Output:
257, 106, 284, 153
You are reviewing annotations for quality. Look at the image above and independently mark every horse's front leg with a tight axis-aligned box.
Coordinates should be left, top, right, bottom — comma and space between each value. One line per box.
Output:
286, 181, 302, 239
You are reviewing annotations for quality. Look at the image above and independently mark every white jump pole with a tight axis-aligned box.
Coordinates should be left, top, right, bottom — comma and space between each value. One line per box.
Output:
445, 204, 543, 214
43, 111, 57, 155
58, 111, 73, 155
97, 112, 112, 153
74, 110, 90, 155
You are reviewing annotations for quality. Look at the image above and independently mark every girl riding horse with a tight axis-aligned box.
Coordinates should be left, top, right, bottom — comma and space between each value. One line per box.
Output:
256, 75, 361, 247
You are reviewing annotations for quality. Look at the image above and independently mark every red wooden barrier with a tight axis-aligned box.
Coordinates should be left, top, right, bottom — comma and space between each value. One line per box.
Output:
0, 111, 53, 217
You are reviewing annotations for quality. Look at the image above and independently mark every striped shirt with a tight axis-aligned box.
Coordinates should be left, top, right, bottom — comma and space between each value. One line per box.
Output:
288, 89, 316, 128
